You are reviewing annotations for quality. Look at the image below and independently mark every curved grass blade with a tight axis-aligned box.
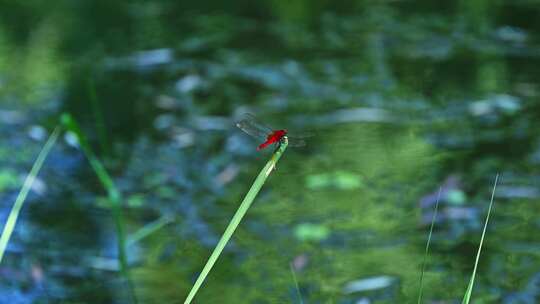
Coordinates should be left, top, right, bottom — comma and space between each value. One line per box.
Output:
61, 113, 138, 304
461, 173, 499, 304
417, 187, 442, 304
290, 262, 304, 304
0, 126, 61, 263
127, 215, 174, 247
183, 137, 289, 304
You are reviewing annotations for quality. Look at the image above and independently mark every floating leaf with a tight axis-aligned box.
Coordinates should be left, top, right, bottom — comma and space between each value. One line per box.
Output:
335, 171, 363, 190
305, 171, 363, 190
447, 189, 466, 205
294, 223, 330, 242
305, 174, 331, 189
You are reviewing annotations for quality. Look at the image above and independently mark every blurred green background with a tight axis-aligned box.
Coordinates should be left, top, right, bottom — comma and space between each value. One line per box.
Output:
1, 0, 540, 303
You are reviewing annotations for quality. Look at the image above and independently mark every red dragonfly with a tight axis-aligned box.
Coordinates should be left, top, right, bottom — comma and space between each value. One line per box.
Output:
236, 113, 310, 150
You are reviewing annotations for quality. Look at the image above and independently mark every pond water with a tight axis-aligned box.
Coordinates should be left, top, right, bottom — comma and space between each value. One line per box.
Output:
1, 1, 540, 303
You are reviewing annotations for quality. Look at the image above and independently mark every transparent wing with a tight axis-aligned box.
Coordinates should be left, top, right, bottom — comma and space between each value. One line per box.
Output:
235, 113, 273, 140
286, 130, 313, 147
287, 136, 308, 147
286, 137, 305, 147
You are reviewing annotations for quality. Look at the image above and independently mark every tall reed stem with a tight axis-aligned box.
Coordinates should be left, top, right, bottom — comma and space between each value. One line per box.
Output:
0, 126, 61, 263
62, 113, 137, 304
183, 138, 289, 304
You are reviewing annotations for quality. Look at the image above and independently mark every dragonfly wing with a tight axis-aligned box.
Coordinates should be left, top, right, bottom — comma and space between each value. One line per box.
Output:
288, 131, 314, 139
286, 130, 314, 147
236, 113, 273, 140
286, 136, 307, 147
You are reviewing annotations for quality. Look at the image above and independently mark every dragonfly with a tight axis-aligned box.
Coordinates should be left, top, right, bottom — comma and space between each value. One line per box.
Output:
236, 113, 311, 150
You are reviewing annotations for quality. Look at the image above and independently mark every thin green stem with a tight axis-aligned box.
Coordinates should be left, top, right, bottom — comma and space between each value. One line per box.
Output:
462, 173, 499, 304
127, 215, 174, 247
417, 186, 442, 304
0, 126, 61, 263
61, 113, 138, 304
290, 262, 304, 304
183, 138, 289, 304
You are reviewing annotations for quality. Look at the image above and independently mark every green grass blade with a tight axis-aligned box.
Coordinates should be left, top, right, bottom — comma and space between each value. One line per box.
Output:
417, 187, 442, 304
127, 215, 174, 247
461, 173, 500, 304
61, 113, 138, 304
183, 138, 289, 304
61, 113, 116, 193
290, 262, 304, 304
0, 126, 61, 263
